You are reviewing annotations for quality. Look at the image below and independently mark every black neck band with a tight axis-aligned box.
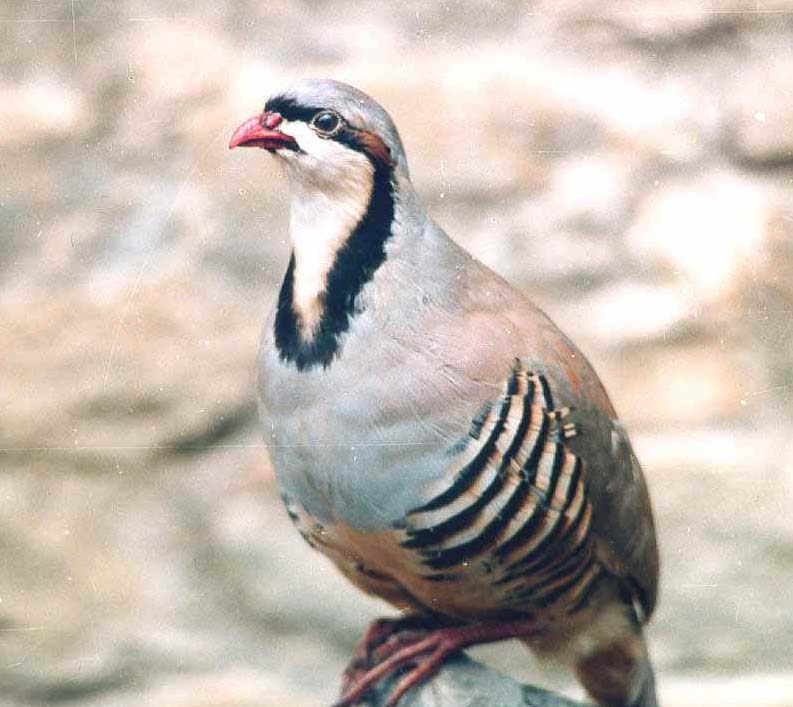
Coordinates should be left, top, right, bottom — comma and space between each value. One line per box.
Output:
274, 162, 395, 370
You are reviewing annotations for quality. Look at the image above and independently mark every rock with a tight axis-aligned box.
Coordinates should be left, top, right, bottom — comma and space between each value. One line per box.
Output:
366, 654, 584, 707
0, 82, 89, 146
626, 170, 774, 301
559, 280, 693, 346
726, 52, 793, 168
601, 343, 750, 427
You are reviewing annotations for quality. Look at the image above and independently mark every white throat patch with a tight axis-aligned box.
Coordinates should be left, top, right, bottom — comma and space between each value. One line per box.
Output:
274, 120, 375, 337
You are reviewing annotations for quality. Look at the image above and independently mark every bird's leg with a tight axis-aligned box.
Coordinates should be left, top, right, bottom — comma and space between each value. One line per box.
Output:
339, 614, 438, 694
334, 617, 540, 707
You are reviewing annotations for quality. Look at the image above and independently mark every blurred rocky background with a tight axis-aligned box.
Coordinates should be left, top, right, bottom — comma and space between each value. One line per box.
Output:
2, 0, 793, 705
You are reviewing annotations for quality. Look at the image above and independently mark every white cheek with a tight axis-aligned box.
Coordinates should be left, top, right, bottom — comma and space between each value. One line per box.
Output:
289, 176, 374, 329
278, 121, 371, 189
275, 119, 376, 337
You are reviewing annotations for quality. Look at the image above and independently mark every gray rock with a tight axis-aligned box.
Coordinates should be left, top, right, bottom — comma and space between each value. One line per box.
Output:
366, 654, 584, 707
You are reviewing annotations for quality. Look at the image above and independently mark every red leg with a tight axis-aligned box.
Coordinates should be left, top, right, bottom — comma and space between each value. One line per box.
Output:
334, 617, 540, 707
339, 615, 436, 694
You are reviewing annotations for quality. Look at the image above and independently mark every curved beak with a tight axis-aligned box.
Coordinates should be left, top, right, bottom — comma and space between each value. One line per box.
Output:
228, 112, 299, 151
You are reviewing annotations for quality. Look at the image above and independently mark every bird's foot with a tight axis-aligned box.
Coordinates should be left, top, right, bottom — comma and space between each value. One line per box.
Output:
334, 617, 540, 707
339, 615, 435, 695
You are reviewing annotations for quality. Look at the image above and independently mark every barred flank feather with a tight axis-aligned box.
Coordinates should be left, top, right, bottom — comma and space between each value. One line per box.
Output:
403, 362, 598, 615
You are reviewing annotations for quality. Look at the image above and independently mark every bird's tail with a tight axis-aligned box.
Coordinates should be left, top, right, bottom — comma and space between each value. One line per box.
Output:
632, 660, 659, 707
570, 598, 660, 707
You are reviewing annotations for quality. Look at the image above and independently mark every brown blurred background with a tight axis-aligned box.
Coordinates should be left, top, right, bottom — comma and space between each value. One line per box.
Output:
2, 1, 793, 705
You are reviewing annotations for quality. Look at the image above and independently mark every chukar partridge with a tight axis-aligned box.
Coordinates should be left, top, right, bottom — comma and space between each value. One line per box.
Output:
229, 79, 660, 707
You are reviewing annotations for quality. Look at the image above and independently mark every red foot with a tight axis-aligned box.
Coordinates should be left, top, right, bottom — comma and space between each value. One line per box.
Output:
340, 616, 435, 694
334, 617, 539, 707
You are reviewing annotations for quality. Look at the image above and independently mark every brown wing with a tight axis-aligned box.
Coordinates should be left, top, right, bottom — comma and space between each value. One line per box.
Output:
512, 299, 660, 621
583, 417, 660, 620
531, 323, 660, 620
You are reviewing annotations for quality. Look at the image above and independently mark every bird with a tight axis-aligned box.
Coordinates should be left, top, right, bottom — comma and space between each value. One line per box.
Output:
229, 79, 660, 707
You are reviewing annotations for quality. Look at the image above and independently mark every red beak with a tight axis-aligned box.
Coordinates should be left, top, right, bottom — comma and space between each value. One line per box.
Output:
228, 112, 298, 151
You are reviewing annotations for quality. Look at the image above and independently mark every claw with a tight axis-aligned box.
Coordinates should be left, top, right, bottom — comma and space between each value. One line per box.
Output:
334, 634, 437, 706
339, 615, 434, 695
335, 617, 540, 706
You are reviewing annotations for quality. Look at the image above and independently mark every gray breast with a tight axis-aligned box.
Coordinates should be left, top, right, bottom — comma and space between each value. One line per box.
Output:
257, 316, 488, 530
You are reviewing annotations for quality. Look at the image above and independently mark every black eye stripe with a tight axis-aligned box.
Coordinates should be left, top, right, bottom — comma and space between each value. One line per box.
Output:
264, 96, 320, 124
265, 98, 348, 136
264, 95, 393, 168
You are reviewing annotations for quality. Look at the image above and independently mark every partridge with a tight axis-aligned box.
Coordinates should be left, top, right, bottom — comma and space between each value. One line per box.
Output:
229, 79, 660, 707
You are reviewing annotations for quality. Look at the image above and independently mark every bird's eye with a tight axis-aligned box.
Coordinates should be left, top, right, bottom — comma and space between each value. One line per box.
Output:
310, 110, 342, 137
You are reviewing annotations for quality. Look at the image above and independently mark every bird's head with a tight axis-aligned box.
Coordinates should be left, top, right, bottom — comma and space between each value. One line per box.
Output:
229, 81, 414, 370
229, 79, 409, 189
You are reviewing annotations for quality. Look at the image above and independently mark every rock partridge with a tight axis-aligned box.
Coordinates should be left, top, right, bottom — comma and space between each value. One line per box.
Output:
229, 79, 660, 707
